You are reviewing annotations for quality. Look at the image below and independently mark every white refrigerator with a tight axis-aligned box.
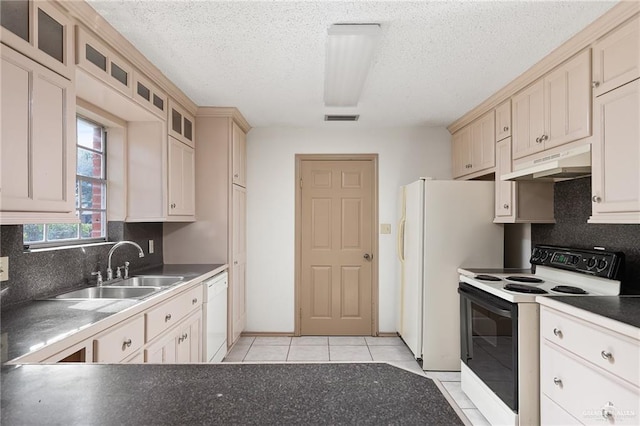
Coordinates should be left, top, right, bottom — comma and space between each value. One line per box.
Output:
396, 179, 504, 371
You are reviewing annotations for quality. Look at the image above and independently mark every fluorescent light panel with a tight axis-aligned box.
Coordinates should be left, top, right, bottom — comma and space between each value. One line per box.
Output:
324, 24, 381, 107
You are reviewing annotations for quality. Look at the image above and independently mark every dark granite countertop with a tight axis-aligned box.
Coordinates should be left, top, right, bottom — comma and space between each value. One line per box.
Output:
547, 295, 640, 330
0, 264, 225, 363
1, 363, 463, 425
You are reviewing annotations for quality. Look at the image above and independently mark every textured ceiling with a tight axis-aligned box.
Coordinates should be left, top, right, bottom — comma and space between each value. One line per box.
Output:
87, 1, 617, 128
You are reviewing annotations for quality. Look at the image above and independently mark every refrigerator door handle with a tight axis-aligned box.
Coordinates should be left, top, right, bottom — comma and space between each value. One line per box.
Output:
397, 218, 406, 262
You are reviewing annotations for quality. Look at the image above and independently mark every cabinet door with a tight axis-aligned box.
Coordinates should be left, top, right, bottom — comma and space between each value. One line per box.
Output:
145, 333, 177, 363
168, 137, 195, 216
232, 122, 247, 187
495, 138, 514, 219
451, 126, 472, 178
168, 100, 195, 148
545, 49, 591, 150
176, 311, 202, 363
495, 100, 512, 142
231, 185, 247, 343
593, 15, 639, 96
591, 79, 640, 216
1, 46, 75, 215
470, 110, 495, 172
512, 80, 545, 160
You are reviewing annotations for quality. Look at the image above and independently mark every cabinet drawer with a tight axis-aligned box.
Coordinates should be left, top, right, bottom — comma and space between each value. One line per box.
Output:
541, 394, 581, 426
146, 285, 203, 342
541, 341, 640, 425
541, 307, 640, 386
93, 315, 144, 363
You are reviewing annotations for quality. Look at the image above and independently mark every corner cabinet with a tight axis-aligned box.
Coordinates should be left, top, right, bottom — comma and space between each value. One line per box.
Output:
0, 45, 76, 224
162, 107, 251, 348
589, 15, 640, 224
512, 49, 591, 160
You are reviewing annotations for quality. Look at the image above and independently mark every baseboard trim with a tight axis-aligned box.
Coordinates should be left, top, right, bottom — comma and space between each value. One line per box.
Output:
241, 331, 295, 337
377, 332, 400, 337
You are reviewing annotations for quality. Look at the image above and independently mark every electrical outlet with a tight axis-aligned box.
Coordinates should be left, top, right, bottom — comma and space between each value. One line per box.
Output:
0, 257, 9, 282
380, 224, 391, 234
148, 240, 154, 254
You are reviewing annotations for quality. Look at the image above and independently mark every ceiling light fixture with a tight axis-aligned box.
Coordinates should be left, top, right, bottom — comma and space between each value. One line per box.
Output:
324, 23, 381, 107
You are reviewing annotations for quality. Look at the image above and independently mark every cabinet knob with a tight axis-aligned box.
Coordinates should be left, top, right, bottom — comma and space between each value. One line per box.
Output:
165, 313, 172, 322
592, 195, 602, 203
234, 173, 239, 178
122, 338, 132, 350
553, 328, 562, 337
540, 134, 548, 142
592, 81, 600, 88
535, 137, 541, 143
602, 402, 614, 419
553, 377, 562, 386
234, 261, 238, 265
192, 298, 198, 304
503, 126, 509, 132
601, 350, 613, 360
503, 204, 509, 209
170, 203, 176, 209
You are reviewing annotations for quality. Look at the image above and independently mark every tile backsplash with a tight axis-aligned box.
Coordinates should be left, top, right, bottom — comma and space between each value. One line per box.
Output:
0, 222, 163, 308
532, 177, 640, 294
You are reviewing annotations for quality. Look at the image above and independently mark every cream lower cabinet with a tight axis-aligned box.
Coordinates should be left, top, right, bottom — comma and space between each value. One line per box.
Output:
590, 78, 640, 223
494, 138, 554, 223
93, 315, 145, 363
146, 309, 202, 364
540, 306, 640, 425
232, 185, 247, 342
0, 45, 76, 224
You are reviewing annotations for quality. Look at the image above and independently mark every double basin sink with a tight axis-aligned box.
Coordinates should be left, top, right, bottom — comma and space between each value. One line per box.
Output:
52, 276, 184, 300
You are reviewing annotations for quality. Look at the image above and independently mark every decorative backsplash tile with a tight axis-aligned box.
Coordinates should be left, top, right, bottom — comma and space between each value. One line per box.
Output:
0, 222, 163, 308
532, 177, 640, 294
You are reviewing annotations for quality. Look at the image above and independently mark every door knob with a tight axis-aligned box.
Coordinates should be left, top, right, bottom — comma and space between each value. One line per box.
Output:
363, 253, 372, 261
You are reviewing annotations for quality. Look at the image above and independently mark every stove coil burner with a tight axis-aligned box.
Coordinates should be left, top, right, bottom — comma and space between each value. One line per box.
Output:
551, 285, 588, 294
504, 283, 548, 294
475, 274, 501, 281
505, 276, 544, 284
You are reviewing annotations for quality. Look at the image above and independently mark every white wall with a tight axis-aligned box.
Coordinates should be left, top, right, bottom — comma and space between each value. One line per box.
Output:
246, 126, 451, 333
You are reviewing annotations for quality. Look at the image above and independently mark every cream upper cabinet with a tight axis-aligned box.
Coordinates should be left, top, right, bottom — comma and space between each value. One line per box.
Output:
451, 111, 494, 179
1, 45, 76, 224
590, 78, 640, 223
592, 15, 639, 97
169, 99, 195, 148
512, 50, 591, 160
494, 137, 555, 223
232, 122, 247, 187
76, 26, 134, 97
0, 1, 74, 80
451, 126, 472, 178
470, 110, 495, 172
133, 71, 168, 120
495, 100, 511, 142
168, 137, 195, 217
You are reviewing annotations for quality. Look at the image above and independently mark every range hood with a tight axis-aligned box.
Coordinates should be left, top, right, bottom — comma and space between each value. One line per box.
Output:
501, 144, 591, 181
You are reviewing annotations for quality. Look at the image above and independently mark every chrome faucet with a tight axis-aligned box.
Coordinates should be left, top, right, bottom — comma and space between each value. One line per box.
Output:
107, 241, 145, 281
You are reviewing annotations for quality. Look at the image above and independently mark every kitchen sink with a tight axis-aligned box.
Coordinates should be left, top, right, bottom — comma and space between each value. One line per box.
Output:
106, 276, 184, 288
52, 286, 162, 300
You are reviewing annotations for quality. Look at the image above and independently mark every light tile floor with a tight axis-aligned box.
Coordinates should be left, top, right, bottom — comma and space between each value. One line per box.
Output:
223, 336, 489, 425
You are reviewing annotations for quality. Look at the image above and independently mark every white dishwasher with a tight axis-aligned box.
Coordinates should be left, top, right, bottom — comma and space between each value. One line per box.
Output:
203, 272, 228, 363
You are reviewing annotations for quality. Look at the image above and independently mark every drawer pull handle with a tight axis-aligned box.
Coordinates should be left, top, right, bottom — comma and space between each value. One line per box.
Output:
601, 350, 612, 360
122, 339, 132, 350
602, 401, 614, 419
553, 377, 562, 386
165, 314, 172, 322
192, 298, 198, 304
553, 328, 562, 337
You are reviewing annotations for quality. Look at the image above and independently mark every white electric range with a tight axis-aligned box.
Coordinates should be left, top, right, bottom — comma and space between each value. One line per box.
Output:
457, 245, 625, 426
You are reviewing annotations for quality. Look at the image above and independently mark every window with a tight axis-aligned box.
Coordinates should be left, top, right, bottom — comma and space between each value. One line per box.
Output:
23, 117, 107, 247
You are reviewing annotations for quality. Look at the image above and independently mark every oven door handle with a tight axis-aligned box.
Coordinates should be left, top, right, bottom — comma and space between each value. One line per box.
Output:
458, 287, 513, 318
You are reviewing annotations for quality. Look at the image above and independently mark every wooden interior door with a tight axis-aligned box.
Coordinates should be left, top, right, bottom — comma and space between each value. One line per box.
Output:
299, 159, 374, 335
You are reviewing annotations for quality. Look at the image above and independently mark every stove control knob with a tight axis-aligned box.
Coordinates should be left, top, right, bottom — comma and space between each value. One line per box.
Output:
540, 251, 549, 262
597, 259, 608, 271
587, 257, 597, 269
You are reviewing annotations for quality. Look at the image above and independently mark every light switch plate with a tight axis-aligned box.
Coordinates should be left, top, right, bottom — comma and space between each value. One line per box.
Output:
148, 240, 154, 254
0, 257, 9, 282
380, 224, 391, 234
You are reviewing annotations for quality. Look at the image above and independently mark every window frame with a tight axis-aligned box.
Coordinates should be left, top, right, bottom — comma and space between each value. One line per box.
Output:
23, 115, 108, 249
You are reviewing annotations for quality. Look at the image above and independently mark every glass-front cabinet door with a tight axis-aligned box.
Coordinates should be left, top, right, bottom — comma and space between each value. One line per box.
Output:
0, 0, 73, 79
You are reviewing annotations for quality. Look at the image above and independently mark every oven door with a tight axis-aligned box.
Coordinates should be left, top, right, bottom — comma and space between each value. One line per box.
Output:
458, 282, 519, 411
